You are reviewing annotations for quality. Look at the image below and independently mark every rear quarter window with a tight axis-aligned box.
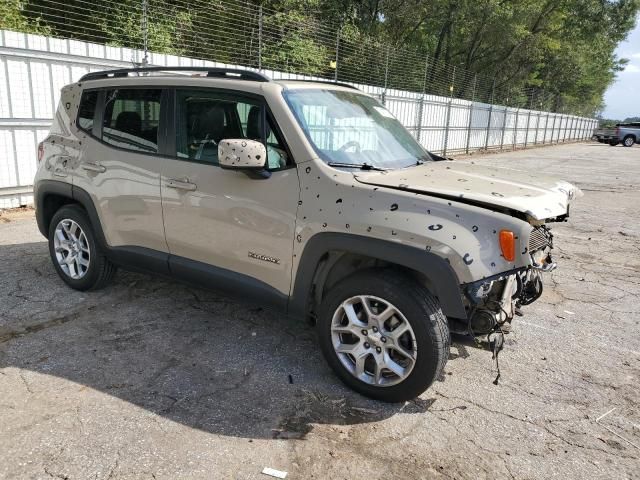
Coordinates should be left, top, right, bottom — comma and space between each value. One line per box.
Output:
77, 90, 98, 133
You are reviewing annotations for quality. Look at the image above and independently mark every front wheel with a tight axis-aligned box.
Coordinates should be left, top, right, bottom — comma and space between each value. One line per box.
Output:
623, 135, 636, 147
317, 269, 450, 402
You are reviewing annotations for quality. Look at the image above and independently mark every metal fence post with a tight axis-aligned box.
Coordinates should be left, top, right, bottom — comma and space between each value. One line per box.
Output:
513, 108, 520, 149
141, 0, 149, 66
465, 75, 476, 154
569, 116, 573, 141
484, 79, 496, 150
443, 66, 455, 156
556, 114, 562, 143
334, 27, 340, 81
578, 117, 581, 140
415, 54, 429, 144
524, 110, 531, 148
499, 107, 507, 150
551, 114, 557, 143
382, 46, 390, 106
258, 6, 263, 71
543, 112, 550, 144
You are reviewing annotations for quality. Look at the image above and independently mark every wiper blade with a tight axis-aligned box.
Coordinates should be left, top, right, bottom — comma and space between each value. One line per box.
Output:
327, 162, 387, 171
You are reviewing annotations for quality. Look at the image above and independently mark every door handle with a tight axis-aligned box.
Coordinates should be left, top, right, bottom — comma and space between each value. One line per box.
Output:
81, 162, 106, 173
165, 178, 197, 191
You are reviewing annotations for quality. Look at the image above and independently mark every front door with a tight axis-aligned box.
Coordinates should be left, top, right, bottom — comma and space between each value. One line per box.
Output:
161, 88, 299, 308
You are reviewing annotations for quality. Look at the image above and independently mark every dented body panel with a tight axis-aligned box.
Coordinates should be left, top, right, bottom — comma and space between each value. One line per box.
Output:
291, 159, 534, 287
353, 162, 582, 221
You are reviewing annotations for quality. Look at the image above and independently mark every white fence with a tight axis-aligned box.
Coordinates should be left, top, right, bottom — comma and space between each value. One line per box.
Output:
0, 29, 598, 208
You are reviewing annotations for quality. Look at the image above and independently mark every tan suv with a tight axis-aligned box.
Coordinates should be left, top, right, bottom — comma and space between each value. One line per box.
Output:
33, 67, 581, 402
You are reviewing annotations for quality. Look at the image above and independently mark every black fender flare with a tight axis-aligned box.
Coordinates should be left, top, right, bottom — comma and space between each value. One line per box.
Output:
288, 232, 467, 319
35, 179, 73, 238
35, 180, 108, 249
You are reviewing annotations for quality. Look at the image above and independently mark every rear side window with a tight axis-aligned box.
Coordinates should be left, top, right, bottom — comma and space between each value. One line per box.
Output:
102, 89, 162, 153
77, 90, 98, 133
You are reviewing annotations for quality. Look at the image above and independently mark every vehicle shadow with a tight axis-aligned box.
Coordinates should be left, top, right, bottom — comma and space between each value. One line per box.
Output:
0, 240, 441, 440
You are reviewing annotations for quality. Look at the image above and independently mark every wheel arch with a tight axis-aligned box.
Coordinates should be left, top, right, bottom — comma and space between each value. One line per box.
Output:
35, 180, 107, 248
289, 232, 467, 320
35, 180, 74, 239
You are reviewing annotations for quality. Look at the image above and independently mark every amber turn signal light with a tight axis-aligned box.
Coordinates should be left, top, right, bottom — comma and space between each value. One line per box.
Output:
499, 230, 516, 262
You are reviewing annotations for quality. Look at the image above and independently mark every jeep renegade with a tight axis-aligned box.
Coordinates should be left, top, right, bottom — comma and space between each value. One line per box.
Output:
33, 67, 581, 402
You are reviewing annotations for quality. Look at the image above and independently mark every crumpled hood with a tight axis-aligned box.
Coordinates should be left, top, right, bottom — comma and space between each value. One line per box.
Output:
354, 161, 582, 221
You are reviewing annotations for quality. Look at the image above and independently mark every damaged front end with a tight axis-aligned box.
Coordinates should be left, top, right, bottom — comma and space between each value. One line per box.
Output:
456, 225, 556, 337
452, 225, 556, 383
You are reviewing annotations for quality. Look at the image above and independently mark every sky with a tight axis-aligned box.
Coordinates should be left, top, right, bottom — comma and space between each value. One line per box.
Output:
601, 14, 640, 120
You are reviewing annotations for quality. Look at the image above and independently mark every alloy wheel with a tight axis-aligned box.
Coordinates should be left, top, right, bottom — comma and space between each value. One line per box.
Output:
330, 295, 417, 387
53, 219, 91, 279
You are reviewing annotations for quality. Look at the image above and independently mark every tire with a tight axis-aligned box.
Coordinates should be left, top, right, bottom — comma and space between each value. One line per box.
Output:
48, 204, 116, 291
623, 135, 635, 147
609, 140, 619, 146
317, 269, 450, 402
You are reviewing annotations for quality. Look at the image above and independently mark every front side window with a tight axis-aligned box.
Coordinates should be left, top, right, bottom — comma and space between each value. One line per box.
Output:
176, 89, 288, 169
102, 89, 161, 153
283, 89, 431, 169
77, 90, 98, 133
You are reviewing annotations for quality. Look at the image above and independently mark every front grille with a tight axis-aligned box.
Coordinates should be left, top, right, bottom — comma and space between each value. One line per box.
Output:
529, 227, 550, 253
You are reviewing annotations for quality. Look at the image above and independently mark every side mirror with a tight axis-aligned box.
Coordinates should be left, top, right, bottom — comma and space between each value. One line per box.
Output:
218, 139, 267, 170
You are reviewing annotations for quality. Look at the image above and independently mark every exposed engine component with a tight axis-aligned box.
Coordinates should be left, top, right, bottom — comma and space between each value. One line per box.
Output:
465, 274, 518, 335
469, 309, 498, 334
518, 269, 544, 306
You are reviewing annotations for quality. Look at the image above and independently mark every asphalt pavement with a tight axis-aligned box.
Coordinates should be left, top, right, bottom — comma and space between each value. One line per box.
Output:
0, 142, 638, 479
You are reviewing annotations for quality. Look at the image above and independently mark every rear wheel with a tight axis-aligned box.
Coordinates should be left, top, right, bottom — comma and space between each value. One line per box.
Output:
623, 135, 635, 147
48, 205, 116, 291
317, 269, 450, 402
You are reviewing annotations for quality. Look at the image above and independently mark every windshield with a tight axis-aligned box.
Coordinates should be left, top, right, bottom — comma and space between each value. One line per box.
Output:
283, 89, 432, 169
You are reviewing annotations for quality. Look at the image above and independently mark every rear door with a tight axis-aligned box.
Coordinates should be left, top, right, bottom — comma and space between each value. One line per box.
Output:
160, 88, 299, 308
72, 87, 171, 267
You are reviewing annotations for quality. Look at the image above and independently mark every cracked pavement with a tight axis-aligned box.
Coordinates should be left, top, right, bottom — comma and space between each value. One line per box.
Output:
0, 142, 639, 479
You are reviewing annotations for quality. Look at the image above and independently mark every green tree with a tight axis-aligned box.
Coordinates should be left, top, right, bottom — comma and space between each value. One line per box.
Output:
0, 0, 50, 34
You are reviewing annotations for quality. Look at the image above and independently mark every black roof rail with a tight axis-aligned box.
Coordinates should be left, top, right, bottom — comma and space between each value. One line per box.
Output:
79, 66, 271, 83
278, 78, 359, 90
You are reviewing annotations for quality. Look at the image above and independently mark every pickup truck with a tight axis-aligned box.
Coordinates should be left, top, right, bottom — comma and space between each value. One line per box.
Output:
594, 122, 639, 147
